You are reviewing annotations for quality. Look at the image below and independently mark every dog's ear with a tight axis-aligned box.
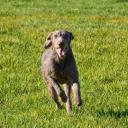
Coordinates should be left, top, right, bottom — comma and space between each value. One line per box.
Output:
44, 32, 53, 49
69, 32, 74, 40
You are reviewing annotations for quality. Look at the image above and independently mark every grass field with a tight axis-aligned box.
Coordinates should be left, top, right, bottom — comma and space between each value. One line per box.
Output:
0, 0, 128, 127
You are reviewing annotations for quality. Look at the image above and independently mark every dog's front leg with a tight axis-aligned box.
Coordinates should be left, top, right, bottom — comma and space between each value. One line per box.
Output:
47, 77, 67, 102
63, 83, 71, 113
48, 85, 62, 109
72, 82, 82, 107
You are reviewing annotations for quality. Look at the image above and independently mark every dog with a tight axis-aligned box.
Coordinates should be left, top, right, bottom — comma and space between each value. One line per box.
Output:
41, 30, 82, 113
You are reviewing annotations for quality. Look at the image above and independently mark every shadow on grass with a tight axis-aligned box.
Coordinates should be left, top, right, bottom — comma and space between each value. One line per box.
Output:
97, 109, 128, 118
116, 0, 128, 2
101, 77, 114, 84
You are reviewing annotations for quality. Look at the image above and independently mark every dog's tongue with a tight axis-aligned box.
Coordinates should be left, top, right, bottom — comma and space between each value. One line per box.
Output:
57, 48, 65, 58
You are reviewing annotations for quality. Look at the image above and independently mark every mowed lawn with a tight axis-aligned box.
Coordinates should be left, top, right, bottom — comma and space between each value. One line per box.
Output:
0, 0, 128, 127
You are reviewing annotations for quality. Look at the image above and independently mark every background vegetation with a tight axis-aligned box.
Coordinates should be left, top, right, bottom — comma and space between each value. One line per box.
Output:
0, 0, 128, 127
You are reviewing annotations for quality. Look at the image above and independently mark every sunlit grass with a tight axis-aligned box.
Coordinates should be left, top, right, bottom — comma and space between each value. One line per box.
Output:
0, 0, 128, 127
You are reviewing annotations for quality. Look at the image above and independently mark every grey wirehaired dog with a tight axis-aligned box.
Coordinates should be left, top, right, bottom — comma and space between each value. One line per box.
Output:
41, 30, 82, 113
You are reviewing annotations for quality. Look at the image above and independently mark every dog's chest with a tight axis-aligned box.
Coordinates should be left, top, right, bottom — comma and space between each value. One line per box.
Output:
53, 61, 68, 84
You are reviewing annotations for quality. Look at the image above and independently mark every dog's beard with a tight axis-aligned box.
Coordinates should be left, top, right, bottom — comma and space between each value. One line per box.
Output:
56, 47, 65, 58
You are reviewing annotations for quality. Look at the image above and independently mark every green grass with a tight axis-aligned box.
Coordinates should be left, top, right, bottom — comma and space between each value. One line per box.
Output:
0, 0, 128, 127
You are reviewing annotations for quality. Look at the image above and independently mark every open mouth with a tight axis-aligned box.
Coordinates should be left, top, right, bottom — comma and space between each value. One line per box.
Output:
56, 47, 65, 58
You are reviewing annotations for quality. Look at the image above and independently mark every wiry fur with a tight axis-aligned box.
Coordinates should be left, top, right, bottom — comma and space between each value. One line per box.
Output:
41, 30, 82, 113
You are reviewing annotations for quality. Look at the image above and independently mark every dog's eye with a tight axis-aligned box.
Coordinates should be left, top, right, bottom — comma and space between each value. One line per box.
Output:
63, 34, 66, 38
63, 34, 69, 39
54, 34, 58, 38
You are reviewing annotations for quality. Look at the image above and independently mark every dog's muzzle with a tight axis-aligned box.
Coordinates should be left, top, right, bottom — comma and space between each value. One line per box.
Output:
56, 46, 65, 58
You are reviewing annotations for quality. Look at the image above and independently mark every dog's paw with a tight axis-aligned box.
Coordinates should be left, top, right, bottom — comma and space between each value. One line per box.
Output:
56, 104, 63, 109
77, 99, 82, 106
74, 99, 82, 107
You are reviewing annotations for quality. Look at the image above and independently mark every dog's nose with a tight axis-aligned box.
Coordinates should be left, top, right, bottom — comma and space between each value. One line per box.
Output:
59, 42, 64, 47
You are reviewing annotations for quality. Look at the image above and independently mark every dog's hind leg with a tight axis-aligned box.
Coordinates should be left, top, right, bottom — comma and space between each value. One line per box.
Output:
63, 83, 71, 113
72, 82, 82, 107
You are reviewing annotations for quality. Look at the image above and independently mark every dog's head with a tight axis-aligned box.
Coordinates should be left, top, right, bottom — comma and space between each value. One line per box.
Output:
44, 30, 74, 59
